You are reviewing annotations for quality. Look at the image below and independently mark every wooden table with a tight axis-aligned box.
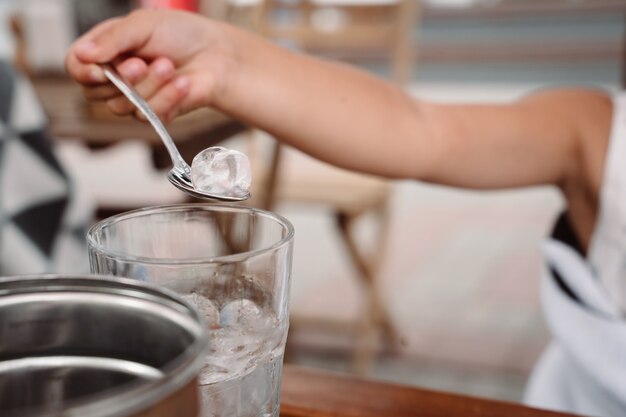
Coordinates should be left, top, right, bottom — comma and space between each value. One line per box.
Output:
280, 365, 582, 417
31, 75, 247, 169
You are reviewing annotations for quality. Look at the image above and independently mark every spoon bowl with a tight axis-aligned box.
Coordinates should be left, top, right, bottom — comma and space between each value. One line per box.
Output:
167, 169, 250, 201
102, 66, 250, 202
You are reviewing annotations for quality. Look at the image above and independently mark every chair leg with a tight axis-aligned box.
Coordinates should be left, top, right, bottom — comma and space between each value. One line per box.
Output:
335, 209, 398, 376
260, 140, 283, 211
391, 0, 420, 85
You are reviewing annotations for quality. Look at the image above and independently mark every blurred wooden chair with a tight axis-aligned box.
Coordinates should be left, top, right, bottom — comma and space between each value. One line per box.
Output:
248, 139, 396, 375
240, 0, 419, 375
254, 0, 416, 83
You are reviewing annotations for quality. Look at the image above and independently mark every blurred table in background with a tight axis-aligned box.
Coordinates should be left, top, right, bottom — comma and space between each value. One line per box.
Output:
280, 365, 584, 417
32, 75, 246, 169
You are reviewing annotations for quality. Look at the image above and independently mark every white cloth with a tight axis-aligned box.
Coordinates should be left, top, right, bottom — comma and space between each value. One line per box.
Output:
525, 240, 626, 417
524, 92, 626, 416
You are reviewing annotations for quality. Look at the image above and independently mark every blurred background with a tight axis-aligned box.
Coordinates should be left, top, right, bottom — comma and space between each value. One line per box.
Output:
1, 0, 624, 404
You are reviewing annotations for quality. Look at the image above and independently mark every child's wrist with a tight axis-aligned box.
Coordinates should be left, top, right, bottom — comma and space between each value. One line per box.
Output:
203, 22, 241, 109
209, 23, 246, 109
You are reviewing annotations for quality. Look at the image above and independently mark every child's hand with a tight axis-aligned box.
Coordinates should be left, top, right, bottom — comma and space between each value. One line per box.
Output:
65, 9, 234, 121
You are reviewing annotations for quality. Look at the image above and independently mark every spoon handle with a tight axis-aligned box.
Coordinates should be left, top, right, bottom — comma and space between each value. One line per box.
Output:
101, 65, 191, 175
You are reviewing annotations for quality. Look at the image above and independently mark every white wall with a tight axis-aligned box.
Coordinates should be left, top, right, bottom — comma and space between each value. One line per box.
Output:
0, 0, 76, 70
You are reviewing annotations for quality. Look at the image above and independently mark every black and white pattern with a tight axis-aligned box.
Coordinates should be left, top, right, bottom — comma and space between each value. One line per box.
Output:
0, 61, 94, 275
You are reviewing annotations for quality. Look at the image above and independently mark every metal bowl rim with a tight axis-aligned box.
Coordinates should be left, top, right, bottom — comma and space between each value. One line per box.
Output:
0, 274, 209, 417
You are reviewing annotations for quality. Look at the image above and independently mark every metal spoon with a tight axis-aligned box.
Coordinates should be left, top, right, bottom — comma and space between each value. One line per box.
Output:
102, 65, 250, 202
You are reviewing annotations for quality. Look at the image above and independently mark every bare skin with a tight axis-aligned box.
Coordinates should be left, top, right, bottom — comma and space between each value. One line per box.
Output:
65, 9, 613, 251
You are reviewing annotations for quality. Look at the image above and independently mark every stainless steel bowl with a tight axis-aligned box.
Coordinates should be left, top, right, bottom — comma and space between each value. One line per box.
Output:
0, 275, 208, 417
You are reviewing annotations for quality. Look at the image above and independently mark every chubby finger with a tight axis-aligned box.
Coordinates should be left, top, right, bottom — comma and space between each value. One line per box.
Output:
137, 76, 191, 122
81, 58, 148, 101
77, 17, 122, 47
107, 58, 176, 115
73, 10, 159, 66
132, 58, 175, 99
65, 51, 108, 85
115, 57, 149, 82
168, 72, 217, 118
66, 18, 122, 83
82, 84, 119, 101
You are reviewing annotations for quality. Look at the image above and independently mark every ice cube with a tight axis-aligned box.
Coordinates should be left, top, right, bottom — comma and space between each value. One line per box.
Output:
183, 292, 220, 327
191, 146, 251, 198
220, 299, 265, 328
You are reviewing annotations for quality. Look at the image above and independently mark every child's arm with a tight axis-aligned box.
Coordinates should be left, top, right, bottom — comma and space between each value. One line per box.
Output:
66, 10, 611, 194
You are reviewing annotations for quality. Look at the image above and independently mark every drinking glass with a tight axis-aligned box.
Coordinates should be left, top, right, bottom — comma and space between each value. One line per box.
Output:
87, 204, 294, 417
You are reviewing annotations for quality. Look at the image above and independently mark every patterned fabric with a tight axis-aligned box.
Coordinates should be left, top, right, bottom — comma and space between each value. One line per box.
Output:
0, 61, 94, 274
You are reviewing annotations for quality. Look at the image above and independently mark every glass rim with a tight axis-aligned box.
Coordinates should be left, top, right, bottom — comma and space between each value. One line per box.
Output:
87, 203, 294, 266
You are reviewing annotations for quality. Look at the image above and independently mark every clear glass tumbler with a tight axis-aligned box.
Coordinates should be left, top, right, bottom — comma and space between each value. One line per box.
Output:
87, 204, 294, 417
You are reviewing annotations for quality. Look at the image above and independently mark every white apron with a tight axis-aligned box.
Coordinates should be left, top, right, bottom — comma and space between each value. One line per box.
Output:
524, 93, 626, 416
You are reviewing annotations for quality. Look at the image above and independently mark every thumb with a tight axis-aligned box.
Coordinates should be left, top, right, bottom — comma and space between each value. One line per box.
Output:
74, 11, 157, 65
